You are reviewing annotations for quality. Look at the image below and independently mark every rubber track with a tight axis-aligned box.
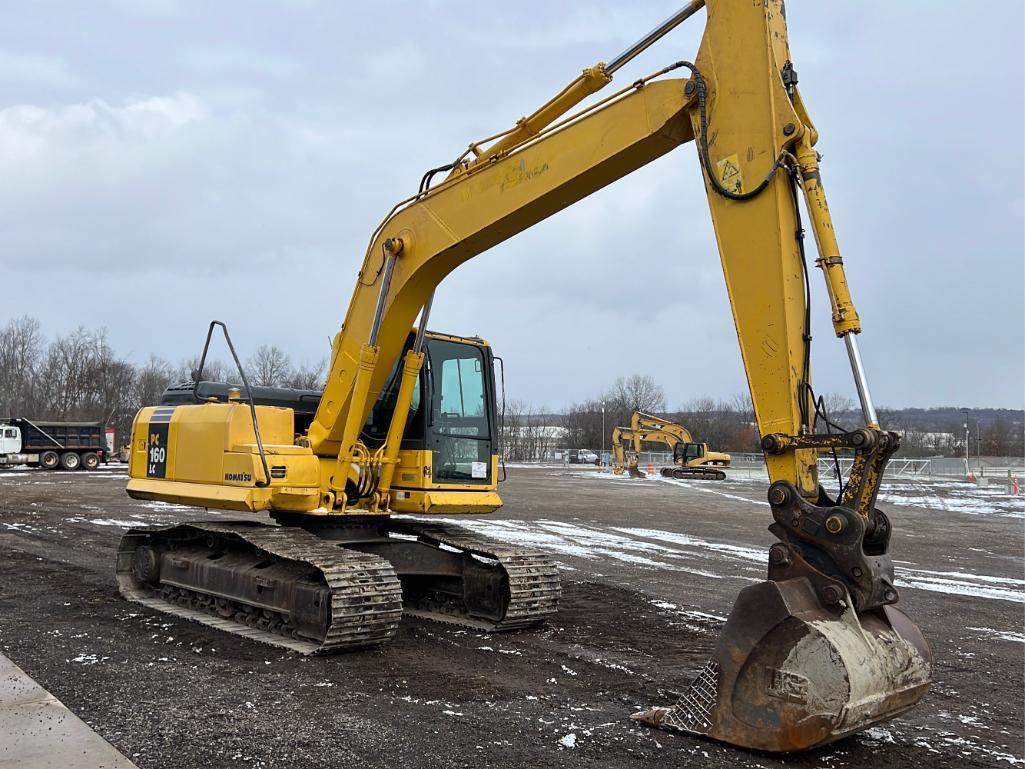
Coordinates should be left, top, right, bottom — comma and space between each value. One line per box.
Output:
396, 522, 561, 631
117, 521, 403, 655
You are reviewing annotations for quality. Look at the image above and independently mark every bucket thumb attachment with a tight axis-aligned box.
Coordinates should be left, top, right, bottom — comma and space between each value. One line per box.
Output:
632, 577, 931, 752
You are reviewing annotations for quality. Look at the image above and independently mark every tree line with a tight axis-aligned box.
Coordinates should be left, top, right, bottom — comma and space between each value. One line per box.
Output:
3, 316, 1021, 459
0, 316, 324, 444
498, 374, 762, 461
499, 376, 1024, 460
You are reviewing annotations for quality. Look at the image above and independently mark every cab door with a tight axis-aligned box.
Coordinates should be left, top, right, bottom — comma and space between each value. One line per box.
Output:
426, 339, 494, 485
0, 426, 22, 455
680, 442, 705, 466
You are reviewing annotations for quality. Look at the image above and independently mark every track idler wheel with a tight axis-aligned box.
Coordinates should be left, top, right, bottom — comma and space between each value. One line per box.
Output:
131, 545, 162, 585
632, 578, 931, 751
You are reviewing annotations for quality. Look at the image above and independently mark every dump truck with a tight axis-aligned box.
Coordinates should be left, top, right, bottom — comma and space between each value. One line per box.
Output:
0, 418, 110, 470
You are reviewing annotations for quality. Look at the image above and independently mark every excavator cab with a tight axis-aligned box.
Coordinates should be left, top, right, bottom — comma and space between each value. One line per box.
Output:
675, 442, 704, 464
363, 331, 498, 490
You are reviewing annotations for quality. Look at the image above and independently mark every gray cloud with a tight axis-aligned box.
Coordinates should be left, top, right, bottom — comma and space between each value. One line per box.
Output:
0, 1, 1021, 410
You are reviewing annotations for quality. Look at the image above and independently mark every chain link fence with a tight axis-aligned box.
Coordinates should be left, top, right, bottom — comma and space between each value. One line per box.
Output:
516, 448, 1023, 492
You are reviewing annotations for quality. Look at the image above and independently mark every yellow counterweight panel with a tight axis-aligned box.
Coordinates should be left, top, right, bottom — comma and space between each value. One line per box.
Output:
127, 404, 321, 512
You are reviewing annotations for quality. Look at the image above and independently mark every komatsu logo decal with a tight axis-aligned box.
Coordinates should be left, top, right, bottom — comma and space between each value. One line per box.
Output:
224, 472, 253, 483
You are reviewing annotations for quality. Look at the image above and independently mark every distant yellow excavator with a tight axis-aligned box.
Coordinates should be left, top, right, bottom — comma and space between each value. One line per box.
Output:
612, 410, 731, 480
117, 0, 930, 753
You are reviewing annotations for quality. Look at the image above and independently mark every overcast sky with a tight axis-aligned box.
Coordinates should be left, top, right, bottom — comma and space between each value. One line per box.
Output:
1, 1, 1022, 411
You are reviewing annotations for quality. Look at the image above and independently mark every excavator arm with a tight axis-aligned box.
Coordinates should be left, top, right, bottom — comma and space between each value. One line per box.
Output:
298, 3, 930, 748
631, 411, 693, 450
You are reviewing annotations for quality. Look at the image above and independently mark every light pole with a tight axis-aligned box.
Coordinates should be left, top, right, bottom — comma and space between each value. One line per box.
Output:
975, 419, 983, 476
962, 408, 970, 476
601, 401, 606, 471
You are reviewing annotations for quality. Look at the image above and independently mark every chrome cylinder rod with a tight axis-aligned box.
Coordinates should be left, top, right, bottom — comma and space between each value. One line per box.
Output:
605, 1, 705, 75
368, 244, 398, 347
844, 333, 879, 428
412, 291, 435, 354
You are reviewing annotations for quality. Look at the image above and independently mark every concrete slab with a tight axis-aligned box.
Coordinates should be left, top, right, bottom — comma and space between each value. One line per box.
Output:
0, 652, 137, 769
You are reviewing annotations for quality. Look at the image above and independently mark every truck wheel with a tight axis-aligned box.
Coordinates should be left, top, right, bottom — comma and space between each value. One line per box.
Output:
40, 451, 60, 470
60, 452, 81, 471
81, 452, 100, 471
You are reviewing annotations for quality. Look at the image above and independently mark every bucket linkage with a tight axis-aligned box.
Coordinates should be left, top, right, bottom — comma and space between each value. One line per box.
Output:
633, 429, 931, 752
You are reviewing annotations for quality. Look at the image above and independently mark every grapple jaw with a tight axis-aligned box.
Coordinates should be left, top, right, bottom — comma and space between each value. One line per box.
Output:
632, 577, 931, 751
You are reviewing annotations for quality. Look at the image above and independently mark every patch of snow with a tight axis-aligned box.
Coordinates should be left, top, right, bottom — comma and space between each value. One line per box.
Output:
559, 733, 577, 749
1, 522, 34, 532
863, 727, 896, 744
592, 658, 634, 674
86, 518, 150, 528
855, 479, 1025, 519
967, 627, 1025, 643
896, 568, 1024, 603
70, 653, 109, 665
613, 527, 766, 564
136, 501, 192, 510
657, 477, 767, 507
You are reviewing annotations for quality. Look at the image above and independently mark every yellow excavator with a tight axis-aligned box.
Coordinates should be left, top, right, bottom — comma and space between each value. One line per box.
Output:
117, 0, 930, 753
612, 410, 731, 480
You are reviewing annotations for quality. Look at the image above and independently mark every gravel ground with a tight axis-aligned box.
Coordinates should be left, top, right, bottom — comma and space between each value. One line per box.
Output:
0, 463, 1022, 768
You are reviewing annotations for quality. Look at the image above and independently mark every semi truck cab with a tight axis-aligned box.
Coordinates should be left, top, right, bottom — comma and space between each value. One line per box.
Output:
0, 424, 22, 457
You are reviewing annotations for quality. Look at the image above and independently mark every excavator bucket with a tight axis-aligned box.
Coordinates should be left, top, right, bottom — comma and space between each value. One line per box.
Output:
629, 466, 647, 479
632, 577, 931, 752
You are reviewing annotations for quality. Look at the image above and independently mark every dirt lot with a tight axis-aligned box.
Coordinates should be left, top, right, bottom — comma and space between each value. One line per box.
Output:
0, 463, 1022, 768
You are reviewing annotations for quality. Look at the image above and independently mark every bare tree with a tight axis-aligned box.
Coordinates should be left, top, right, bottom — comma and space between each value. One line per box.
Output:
0, 315, 44, 416
248, 345, 292, 387
175, 355, 234, 385
283, 358, 327, 390
135, 355, 176, 407
36, 327, 104, 419
499, 399, 527, 459
611, 375, 665, 415
562, 398, 607, 451
523, 406, 561, 460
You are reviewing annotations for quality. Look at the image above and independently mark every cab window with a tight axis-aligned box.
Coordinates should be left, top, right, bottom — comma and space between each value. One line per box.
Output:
427, 339, 492, 484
